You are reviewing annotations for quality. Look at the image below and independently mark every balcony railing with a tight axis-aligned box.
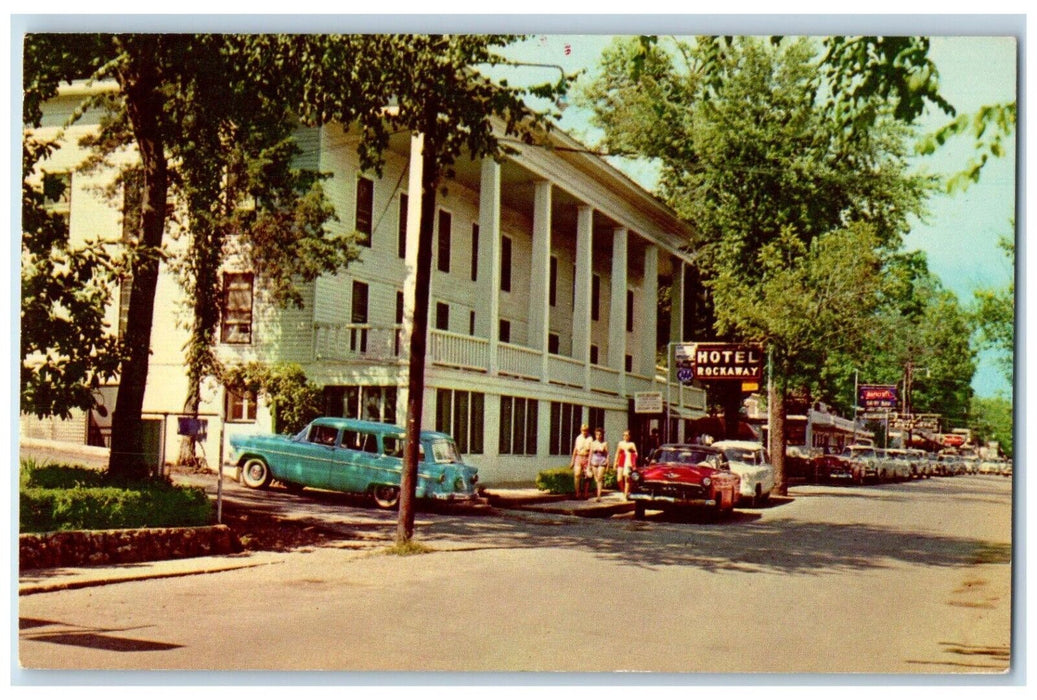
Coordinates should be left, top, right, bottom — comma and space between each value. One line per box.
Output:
311, 323, 706, 411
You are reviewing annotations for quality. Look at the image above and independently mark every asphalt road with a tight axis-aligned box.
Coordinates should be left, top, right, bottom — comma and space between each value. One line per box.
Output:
17, 473, 1014, 676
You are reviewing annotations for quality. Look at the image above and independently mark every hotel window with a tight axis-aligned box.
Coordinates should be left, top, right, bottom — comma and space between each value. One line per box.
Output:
42, 171, 72, 236
351, 281, 369, 353
500, 235, 512, 292
499, 395, 538, 456
225, 389, 258, 423
588, 406, 605, 432
592, 274, 601, 321
397, 193, 408, 258
471, 223, 480, 281
436, 389, 485, 455
625, 354, 633, 373
436, 302, 450, 331
469, 311, 476, 336
437, 210, 451, 273
324, 385, 397, 425
626, 289, 635, 332
549, 256, 558, 306
499, 319, 511, 343
355, 176, 374, 246
590, 344, 599, 365
549, 402, 583, 456
221, 273, 254, 344
548, 333, 560, 355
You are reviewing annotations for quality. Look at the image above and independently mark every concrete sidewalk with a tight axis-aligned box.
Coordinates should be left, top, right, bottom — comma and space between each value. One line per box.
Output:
18, 488, 632, 596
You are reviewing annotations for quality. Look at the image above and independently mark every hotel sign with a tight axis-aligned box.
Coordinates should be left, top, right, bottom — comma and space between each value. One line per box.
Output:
675, 343, 764, 384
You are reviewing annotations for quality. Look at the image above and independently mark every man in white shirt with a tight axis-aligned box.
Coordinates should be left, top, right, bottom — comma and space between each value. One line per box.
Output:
570, 424, 592, 499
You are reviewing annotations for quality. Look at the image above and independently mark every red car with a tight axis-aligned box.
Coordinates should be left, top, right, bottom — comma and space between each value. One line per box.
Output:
628, 444, 741, 520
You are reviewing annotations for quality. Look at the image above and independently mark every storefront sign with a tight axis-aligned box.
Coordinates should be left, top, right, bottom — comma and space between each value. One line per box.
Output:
675, 343, 764, 383
858, 384, 898, 410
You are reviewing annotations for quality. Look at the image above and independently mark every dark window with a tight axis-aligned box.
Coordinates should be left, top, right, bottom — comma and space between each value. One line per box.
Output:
471, 223, 479, 281
396, 291, 404, 324
499, 319, 511, 343
397, 193, 408, 258
549, 402, 583, 456
351, 281, 369, 353
590, 344, 599, 365
225, 389, 257, 422
355, 176, 374, 246
437, 210, 451, 273
221, 273, 254, 344
588, 406, 605, 433
324, 385, 397, 424
625, 354, 633, 373
469, 311, 476, 336
549, 256, 558, 306
500, 236, 512, 292
548, 333, 560, 355
499, 396, 537, 456
626, 289, 634, 332
592, 274, 601, 321
436, 302, 450, 331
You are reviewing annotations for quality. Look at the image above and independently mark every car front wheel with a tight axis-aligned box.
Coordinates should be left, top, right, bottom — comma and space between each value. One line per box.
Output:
634, 502, 646, 520
241, 458, 272, 489
371, 484, 401, 509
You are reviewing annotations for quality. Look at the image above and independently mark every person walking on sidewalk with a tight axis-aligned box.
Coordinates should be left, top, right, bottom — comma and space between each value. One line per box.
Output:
570, 424, 593, 499
615, 429, 638, 500
590, 427, 610, 502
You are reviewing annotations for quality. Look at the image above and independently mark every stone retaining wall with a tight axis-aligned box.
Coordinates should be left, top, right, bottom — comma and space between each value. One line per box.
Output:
20, 525, 243, 570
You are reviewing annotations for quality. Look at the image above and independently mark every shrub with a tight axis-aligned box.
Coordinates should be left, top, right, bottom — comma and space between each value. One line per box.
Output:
19, 460, 213, 533
536, 465, 618, 494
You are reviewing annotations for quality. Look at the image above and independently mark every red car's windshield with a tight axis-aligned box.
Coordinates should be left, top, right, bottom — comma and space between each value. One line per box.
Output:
650, 448, 720, 468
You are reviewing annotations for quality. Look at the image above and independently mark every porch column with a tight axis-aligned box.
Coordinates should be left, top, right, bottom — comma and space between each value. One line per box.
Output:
477, 157, 502, 375
608, 227, 629, 386
641, 244, 659, 378
669, 259, 686, 346
572, 206, 594, 389
530, 180, 552, 381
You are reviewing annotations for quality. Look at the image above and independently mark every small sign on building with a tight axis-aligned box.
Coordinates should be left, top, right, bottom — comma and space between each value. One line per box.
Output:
634, 392, 664, 414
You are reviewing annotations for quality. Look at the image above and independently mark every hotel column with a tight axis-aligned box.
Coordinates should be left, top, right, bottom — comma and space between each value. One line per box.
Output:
641, 244, 659, 378
477, 157, 502, 375
572, 206, 594, 389
608, 227, 629, 392
530, 180, 552, 382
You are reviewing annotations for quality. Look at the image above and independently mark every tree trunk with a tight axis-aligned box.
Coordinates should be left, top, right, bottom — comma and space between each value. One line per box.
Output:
720, 383, 744, 440
397, 143, 438, 545
107, 48, 169, 480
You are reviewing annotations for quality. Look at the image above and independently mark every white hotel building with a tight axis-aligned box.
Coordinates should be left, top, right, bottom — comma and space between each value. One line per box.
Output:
23, 83, 709, 483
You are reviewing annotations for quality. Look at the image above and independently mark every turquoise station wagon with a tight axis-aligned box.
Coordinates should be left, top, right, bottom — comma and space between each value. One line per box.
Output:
228, 417, 479, 508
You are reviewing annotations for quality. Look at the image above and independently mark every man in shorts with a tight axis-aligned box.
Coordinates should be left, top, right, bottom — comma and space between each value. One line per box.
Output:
570, 424, 592, 499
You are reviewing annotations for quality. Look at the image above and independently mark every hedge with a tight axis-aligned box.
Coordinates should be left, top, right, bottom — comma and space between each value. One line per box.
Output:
20, 461, 213, 533
536, 465, 618, 494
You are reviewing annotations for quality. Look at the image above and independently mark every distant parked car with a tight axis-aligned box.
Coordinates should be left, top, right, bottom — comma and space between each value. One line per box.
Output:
978, 459, 1002, 475
228, 417, 479, 509
628, 444, 740, 520
712, 440, 775, 507
815, 453, 856, 484
840, 445, 882, 483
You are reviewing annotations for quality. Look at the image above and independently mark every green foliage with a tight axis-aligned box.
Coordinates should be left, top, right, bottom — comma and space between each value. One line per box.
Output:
222, 362, 322, 435
916, 102, 1017, 192
969, 394, 1013, 459
536, 466, 617, 494
19, 461, 212, 533
971, 235, 1015, 386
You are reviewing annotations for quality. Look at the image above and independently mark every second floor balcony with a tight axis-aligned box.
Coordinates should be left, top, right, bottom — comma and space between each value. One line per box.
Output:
313, 322, 706, 411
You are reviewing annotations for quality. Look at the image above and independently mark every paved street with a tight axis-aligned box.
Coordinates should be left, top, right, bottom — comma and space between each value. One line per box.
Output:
18, 474, 1013, 675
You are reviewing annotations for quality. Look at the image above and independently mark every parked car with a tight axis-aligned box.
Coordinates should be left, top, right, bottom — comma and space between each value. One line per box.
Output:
840, 445, 882, 483
978, 459, 1002, 475
712, 440, 775, 507
228, 417, 479, 508
885, 449, 918, 481
815, 453, 856, 484
628, 444, 740, 520
785, 446, 820, 483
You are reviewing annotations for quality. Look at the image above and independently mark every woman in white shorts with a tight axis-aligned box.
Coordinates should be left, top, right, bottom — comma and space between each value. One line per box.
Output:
614, 430, 638, 500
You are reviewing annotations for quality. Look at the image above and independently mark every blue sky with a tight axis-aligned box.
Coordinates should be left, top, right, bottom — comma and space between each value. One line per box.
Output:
500, 33, 1018, 399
